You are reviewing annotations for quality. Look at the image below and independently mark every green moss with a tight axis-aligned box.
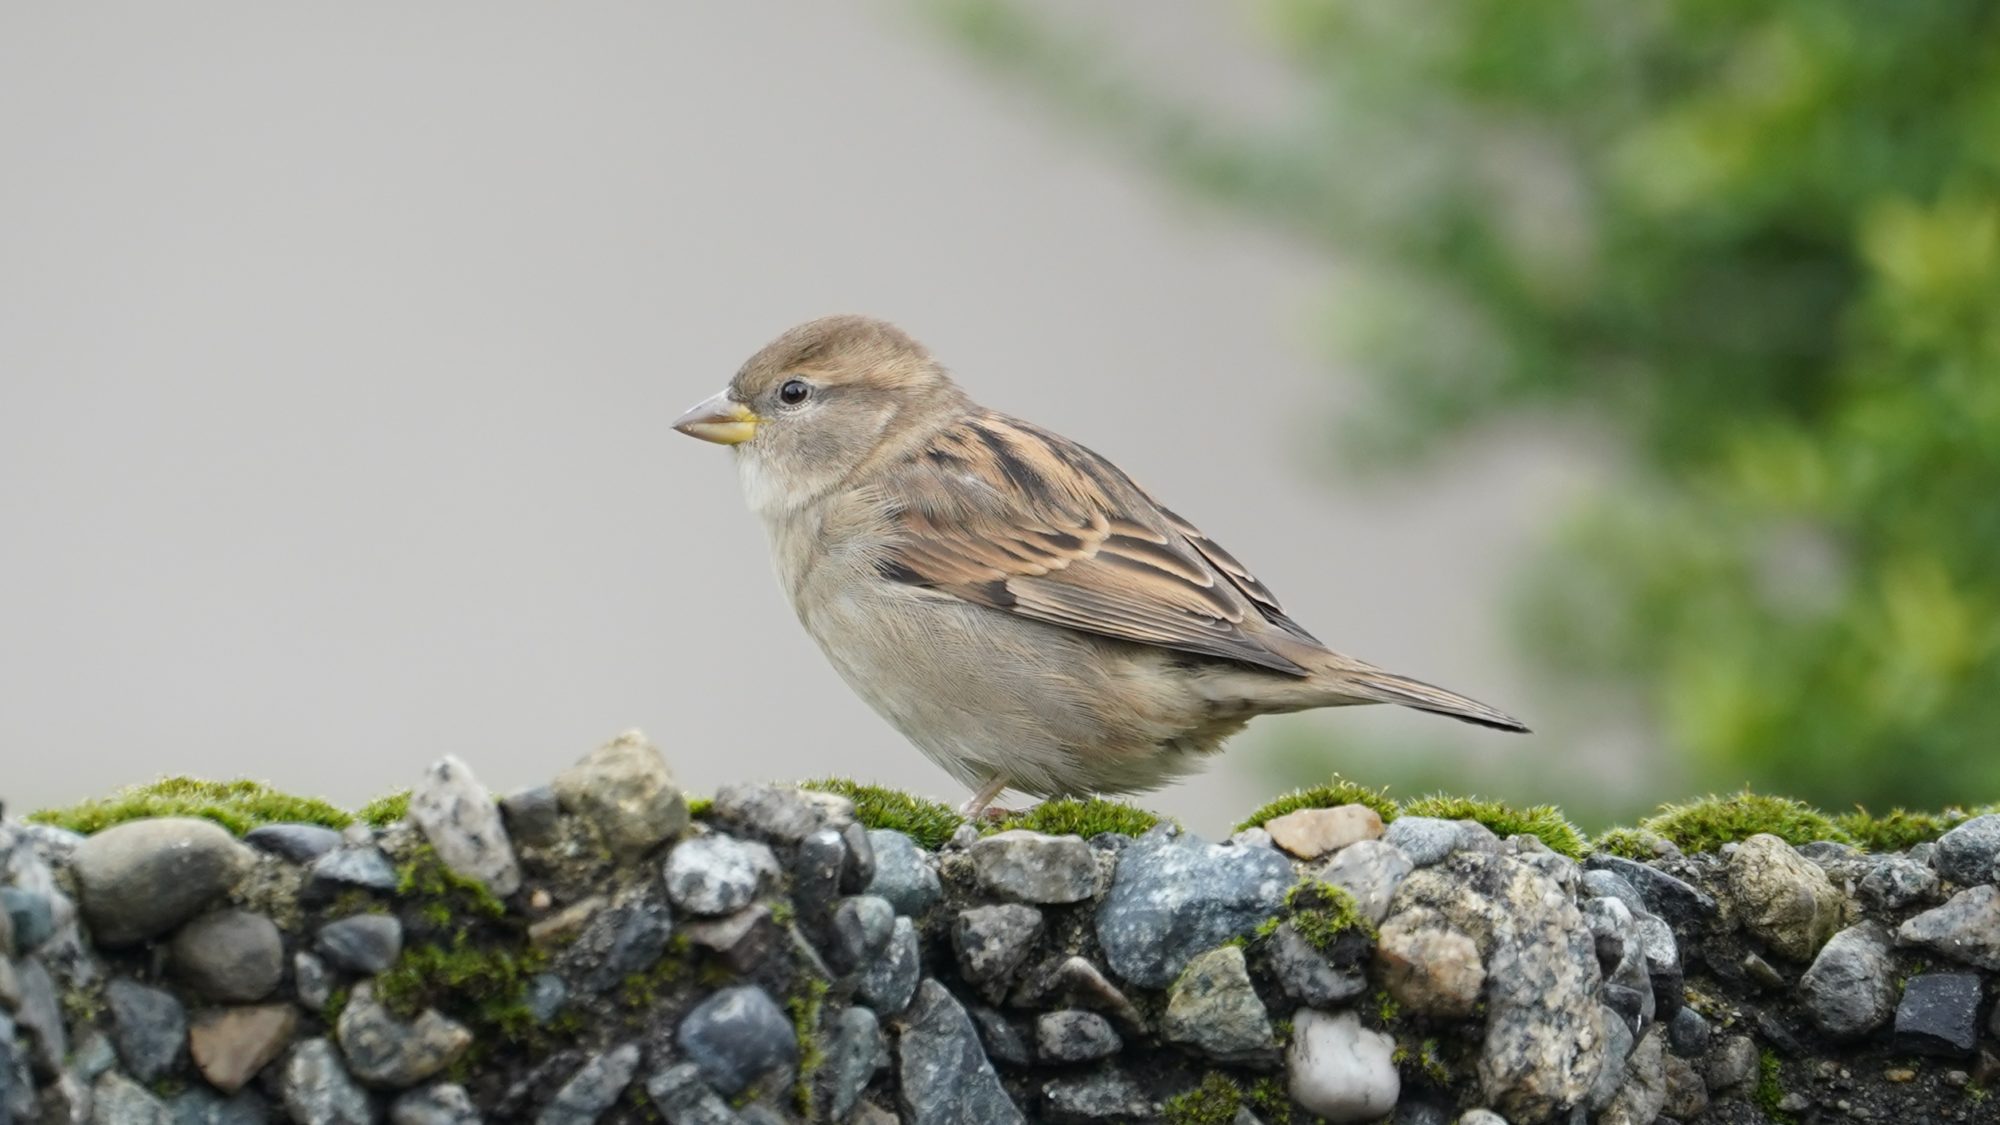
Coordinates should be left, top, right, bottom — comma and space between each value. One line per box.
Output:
798, 778, 964, 850
1236, 777, 1399, 832
1244, 1076, 1293, 1125
1593, 827, 1673, 860
788, 978, 830, 1115
396, 843, 506, 920
686, 795, 713, 819
375, 935, 547, 1042
1162, 1073, 1243, 1125
320, 986, 350, 1026
1642, 791, 1850, 854
1286, 881, 1373, 949
28, 776, 354, 836
1834, 807, 1963, 852
1399, 794, 1588, 858
986, 797, 1161, 838
1755, 1049, 1793, 1124
357, 790, 411, 828
1374, 988, 1402, 1026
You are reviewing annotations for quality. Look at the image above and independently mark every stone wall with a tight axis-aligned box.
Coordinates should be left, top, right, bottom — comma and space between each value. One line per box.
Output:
2, 732, 1998, 1124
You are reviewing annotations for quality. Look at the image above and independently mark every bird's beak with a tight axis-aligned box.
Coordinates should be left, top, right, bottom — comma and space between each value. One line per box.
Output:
673, 390, 760, 446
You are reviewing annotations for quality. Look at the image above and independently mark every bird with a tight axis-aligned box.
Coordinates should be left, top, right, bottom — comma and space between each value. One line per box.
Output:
674, 315, 1527, 818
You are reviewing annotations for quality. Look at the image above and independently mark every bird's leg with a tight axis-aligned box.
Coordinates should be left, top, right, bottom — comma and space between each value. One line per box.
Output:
958, 776, 1011, 820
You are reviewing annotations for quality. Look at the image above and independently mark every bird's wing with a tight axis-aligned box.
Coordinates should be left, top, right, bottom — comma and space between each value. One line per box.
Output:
872, 411, 1322, 675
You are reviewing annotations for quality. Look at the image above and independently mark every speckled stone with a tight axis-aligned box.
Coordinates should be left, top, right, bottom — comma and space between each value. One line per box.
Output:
898, 980, 1024, 1125
1093, 829, 1291, 989
969, 831, 1098, 904
409, 755, 521, 897
552, 730, 690, 860
72, 818, 254, 946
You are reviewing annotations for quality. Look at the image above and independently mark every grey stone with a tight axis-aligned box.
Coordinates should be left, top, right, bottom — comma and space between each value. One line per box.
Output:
968, 1005, 1031, 1068
1582, 896, 1633, 976
552, 730, 690, 860
93, 1070, 173, 1125
1583, 854, 1718, 926
73, 1029, 118, 1083
189, 1003, 298, 1094
1896, 884, 2000, 969
1092, 829, 1291, 989
820, 1007, 885, 1121
793, 828, 846, 923
1726, 834, 1843, 961
167, 1086, 275, 1125
1041, 1070, 1155, 1122
1893, 972, 1982, 1056
536, 1043, 640, 1125
642, 1063, 740, 1125
1632, 912, 1683, 1020
707, 782, 851, 849
106, 978, 187, 1082
898, 980, 1024, 1125
1457, 1113, 1508, 1125
1454, 819, 1505, 855
295, 952, 335, 1010
1598, 1029, 1666, 1125
1047, 957, 1147, 1033
172, 909, 285, 1002
952, 904, 1044, 986
72, 818, 253, 946
243, 823, 344, 863
14, 956, 67, 1073
1163, 944, 1274, 1061
282, 1037, 374, 1125
1662, 1052, 1709, 1120
1932, 814, 2000, 886
1287, 1008, 1399, 1123
970, 831, 1098, 904
561, 890, 674, 993
1035, 1010, 1120, 1062
308, 846, 400, 898
1383, 816, 1461, 866
499, 786, 563, 848
663, 834, 779, 916
1582, 869, 1647, 919
335, 982, 474, 1087
864, 829, 941, 918
1268, 922, 1367, 1007
1313, 838, 1414, 923
1702, 1034, 1758, 1095
1859, 855, 1938, 911
1665, 1006, 1709, 1058
0, 888, 54, 953
390, 1082, 480, 1125
1389, 853, 1606, 1122
839, 820, 877, 893
1799, 922, 1896, 1037
826, 894, 896, 974
410, 755, 521, 897
525, 974, 568, 1025
677, 985, 797, 1097
857, 916, 921, 1015
317, 914, 406, 975
1586, 1006, 1635, 1111
679, 906, 780, 974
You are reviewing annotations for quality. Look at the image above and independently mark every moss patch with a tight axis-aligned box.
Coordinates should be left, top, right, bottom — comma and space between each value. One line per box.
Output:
986, 797, 1160, 839
798, 779, 964, 850
1642, 791, 1850, 853
1755, 1048, 1793, 1124
685, 795, 713, 819
1236, 777, 1398, 832
396, 843, 507, 920
1400, 794, 1588, 859
29, 776, 354, 836
1162, 1073, 1243, 1125
1833, 807, 1963, 852
1593, 827, 1673, 860
375, 936, 547, 1043
1286, 880, 1373, 949
356, 790, 411, 828
1244, 1076, 1293, 1125
787, 977, 830, 1115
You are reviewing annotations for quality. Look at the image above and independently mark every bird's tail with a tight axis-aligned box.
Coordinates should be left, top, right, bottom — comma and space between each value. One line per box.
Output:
1317, 664, 1531, 733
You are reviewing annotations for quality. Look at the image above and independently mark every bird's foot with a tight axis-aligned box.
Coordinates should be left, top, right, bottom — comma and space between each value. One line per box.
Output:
958, 776, 1011, 820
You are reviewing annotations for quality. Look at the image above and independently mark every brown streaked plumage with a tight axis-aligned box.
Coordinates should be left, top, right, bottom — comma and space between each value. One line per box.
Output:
675, 315, 1527, 816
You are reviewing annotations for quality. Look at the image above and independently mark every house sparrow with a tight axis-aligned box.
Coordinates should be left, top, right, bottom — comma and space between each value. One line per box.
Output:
675, 316, 1527, 816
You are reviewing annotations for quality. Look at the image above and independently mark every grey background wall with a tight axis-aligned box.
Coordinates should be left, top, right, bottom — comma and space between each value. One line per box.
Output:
0, 3, 1593, 834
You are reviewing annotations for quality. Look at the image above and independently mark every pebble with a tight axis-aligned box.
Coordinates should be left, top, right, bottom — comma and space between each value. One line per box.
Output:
1703, 1034, 1759, 1095
1893, 972, 1983, 1056
1269, 921, 1367, 1007
12, 957, 67, 1072
390, 1082, 482, 1125
1049, 957, 1147, 1033
525, 974, 569, 1026
897, 980, 1024, 1125
93, 1070, 173, 1125
1662, 1052, 1710, 1119
1587, 1011, 1635, 1111
1859, 854, 1939, 911
793, 828, 847, 922
1287, 1009, 1399, 1123
1600, 1030, 1667, 1125
970, 831, 1098, 903
172, 909, 285, 1002
410, 755, 521, 897
1375, 913, 1485, 1019
677, 985, 798, 1096
864, 829, 941, 917
551, 730, 690, 860
306, 846, 401, 902
968, 1005, 1032, 1068
1457, 1113, 1508, 1125
1665, 1006, 1710, 1058
0, 888, 54, 954
336, 982, 475, 1087
561, 890, 674, 993
1583, 853, 1718, 925
1313, 839, 1414, 924
1725, 834, 1843, 961
857, 916, 921, 1015
71, 817, 254, 946
826, 895, 896, 974
707, 782, 852, 848
316, 913, 406, 975
105, 978, 187, 1082
1035, 1010, 1121, 1062
1383, 816, 1461, 867
1798, 922, 1896, 1037
1263, 804, 1385, 860
679, 905, 781, 974
1931, 814, 2000, 886
242, 823, 344, 864
190, 1004, 300, 1094
820, 1007, 885, 1120
1896, 884, 2000, 969
952, 904, 1045, 987
535, 1043, 640, 1125
642, 1063, 738, 1125
663, 834, 780, 916
1092, 829, 1291, 989
282, 1037, 375, 1125
1163, 944, 1275, 1061
1041, 1069, 1155, 1121
295, 952, 335, 1010
167, 1086, 275, 1125
498, 786, 564, 849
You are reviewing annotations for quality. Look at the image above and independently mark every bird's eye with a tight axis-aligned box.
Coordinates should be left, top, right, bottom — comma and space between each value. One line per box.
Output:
778, 378, 811, 406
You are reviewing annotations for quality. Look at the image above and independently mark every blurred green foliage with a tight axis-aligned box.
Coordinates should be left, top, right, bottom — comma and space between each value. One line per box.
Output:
928, 0, 2000, 811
